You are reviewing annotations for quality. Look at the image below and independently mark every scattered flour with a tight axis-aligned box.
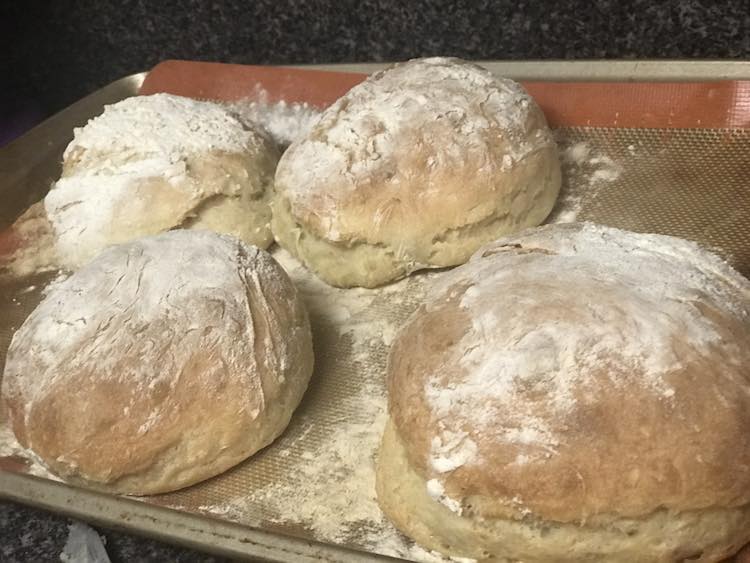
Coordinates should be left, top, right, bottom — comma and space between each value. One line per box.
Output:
546, 140, 623, 223
192, 374, 455, 561
237, 381, 389, 543
272, 247, 420, 360
226, 87, 322, 148
195, 440, 471, 563
0, 423, 62, 482
187, 247, 451, 561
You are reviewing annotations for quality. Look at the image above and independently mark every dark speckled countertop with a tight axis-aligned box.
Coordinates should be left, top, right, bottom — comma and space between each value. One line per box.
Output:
1, 0, 749, 560
1, 501, 229, 562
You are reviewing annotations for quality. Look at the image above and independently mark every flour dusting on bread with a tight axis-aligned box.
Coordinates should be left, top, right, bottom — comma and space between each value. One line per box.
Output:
65, 93, 261, 163
44, 93, 279, 268
2, 230, 313, 494
422, 223, 747, 472
279, 57, 552, 238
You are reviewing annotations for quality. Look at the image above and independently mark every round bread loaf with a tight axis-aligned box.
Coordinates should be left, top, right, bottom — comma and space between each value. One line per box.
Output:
377, 222, 750, 562
272, 57, 561, 288
1, 230, 313, 495
45, 93, 279, 269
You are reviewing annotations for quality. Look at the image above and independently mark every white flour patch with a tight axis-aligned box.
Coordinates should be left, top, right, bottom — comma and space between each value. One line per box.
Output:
429, 429, 478, 474
40, 270, 70, 297
65, 93, 259, 162
422, 223, 745, 473
588, 155, 622, 185
226, 88, 322, 148
272, 247, 425, 359
426, 478, 464, 515
192, 382, 461, 562
0, 423, 62, 481
547, 139, 623, 223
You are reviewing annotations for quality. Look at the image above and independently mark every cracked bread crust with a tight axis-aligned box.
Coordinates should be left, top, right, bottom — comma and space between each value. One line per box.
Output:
379, 223, 750, 560
2, 230, 313, 495
272, 57, 561, 287
45, 94, 280, 270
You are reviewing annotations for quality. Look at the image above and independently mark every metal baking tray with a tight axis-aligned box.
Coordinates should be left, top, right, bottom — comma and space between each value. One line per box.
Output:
1, 60, 750, 562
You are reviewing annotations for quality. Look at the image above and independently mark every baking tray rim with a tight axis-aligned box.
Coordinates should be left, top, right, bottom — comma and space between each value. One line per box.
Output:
300, 59, 750, 81
2, 58, 750, 561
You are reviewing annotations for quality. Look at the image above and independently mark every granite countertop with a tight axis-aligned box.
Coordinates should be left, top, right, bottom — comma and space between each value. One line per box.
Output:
1, 501, 228, 562
2, 0, 749, 561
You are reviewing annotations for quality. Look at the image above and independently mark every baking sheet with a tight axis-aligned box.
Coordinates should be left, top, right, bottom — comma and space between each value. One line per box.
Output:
1, 62, 750, 562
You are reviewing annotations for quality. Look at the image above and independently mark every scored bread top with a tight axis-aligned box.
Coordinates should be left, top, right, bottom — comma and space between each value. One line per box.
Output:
388, 222, 750, 523
1, 230, 312, 494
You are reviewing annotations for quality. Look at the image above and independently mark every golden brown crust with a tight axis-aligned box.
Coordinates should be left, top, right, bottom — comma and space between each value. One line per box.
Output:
387, 223, 750, 523
272, 57, 561, 287
279, 117, 559, 248
2, 230, 313, 495
377, 418, 750, 562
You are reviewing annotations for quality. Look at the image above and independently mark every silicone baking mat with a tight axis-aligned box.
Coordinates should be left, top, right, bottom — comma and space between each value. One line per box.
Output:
1, 61, 749, 561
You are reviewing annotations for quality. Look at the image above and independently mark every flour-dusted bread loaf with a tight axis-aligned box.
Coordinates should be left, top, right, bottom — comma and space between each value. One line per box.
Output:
272, 57, 561, 288
1, 230, 313, 495
377, 223, 750, 562
45, 93, 279, 269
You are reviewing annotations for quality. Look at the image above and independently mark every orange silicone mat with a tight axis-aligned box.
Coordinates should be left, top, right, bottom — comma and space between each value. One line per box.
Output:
141, 59, 750, 128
